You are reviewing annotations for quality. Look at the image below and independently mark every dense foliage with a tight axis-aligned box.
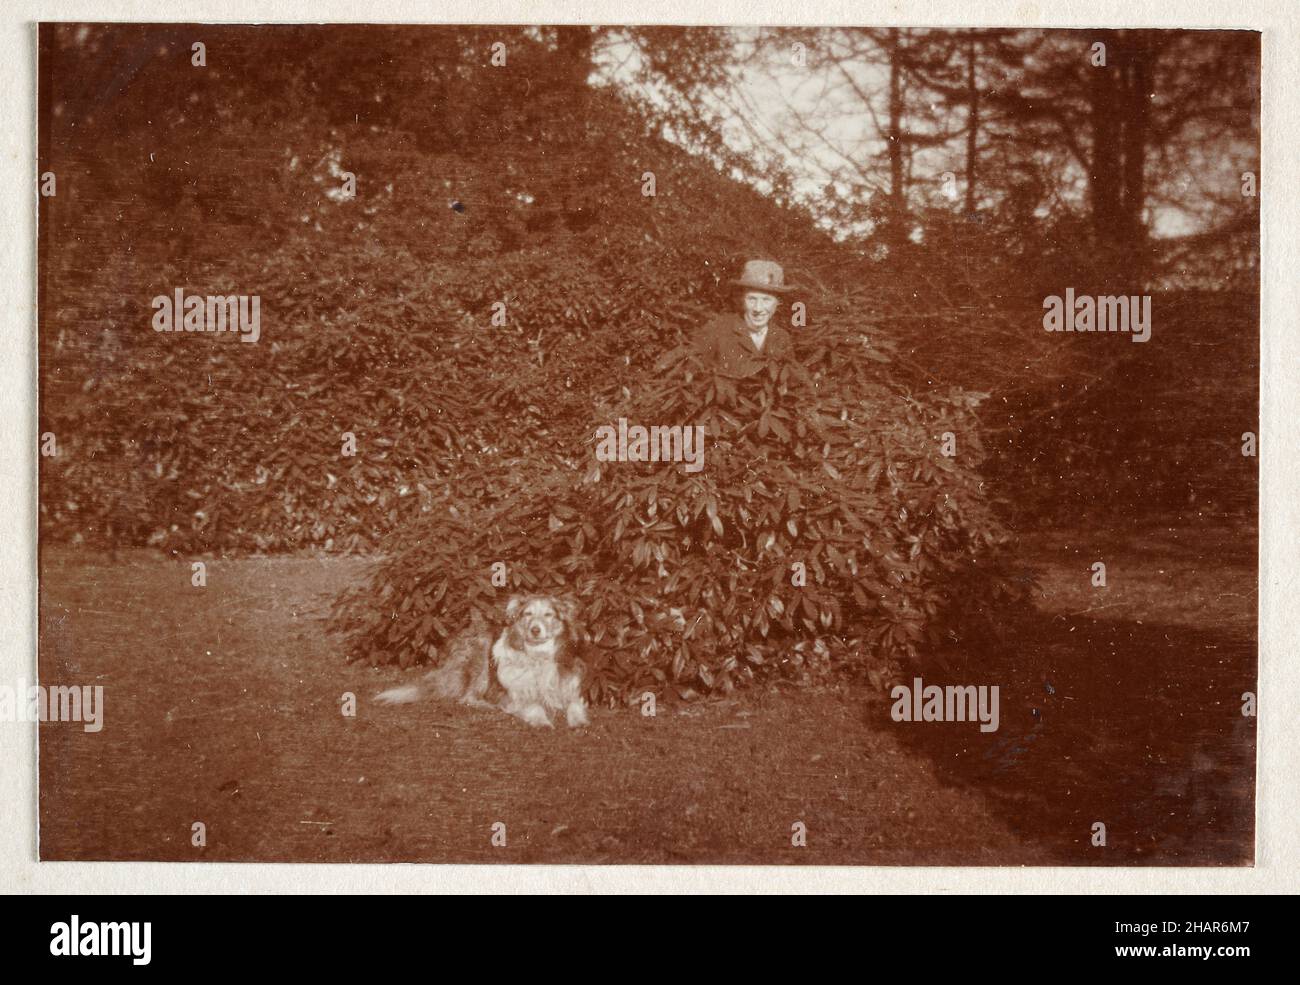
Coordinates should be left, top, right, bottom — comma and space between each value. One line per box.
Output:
330, 322, 1026, 702
38, 24, 1253, 698
39, 26, 849, 553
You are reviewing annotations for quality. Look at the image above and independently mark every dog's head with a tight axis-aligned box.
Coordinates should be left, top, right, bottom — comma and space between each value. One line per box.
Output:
504, 594, 578, 647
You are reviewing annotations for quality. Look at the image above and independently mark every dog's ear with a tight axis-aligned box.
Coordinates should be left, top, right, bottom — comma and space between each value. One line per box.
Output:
555, 594, 580, 625
558, 594, 590, 647
505, 595, 526, 622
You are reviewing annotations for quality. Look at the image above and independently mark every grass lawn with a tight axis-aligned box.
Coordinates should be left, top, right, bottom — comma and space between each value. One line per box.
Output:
37, 521, 1255, 865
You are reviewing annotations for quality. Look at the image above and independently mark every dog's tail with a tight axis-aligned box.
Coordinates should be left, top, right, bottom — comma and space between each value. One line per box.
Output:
373, 683, 425, 705
374, 624, 486, 707
375, 658, 469, 705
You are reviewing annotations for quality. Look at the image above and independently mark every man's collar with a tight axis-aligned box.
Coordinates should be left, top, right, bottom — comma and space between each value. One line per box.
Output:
736, 313, 771, 335
725, 312, 786, 354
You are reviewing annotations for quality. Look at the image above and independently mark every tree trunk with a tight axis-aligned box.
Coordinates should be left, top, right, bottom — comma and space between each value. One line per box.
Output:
965, 36, 979, 214
886, 29, 906, 241
1120, 30, 1152, 282
1089, 30, 1123, 245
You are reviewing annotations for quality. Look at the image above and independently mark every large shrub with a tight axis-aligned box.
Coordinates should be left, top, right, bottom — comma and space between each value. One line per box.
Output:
330, 322, 1026, 703
39, 52, 843, 554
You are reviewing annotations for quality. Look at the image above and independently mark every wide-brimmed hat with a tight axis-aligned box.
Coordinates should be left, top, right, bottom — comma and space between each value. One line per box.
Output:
731, 258, 795, 295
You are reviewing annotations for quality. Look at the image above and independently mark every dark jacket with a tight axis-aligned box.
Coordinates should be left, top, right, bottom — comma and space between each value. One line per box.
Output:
693, 312, 793, 379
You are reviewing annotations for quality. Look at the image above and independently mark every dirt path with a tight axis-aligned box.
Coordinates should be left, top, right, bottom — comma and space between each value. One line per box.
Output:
37, 528, 1254, 865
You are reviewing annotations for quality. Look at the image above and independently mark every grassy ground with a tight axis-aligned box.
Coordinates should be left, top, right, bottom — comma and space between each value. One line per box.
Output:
37, 521, 1255, 865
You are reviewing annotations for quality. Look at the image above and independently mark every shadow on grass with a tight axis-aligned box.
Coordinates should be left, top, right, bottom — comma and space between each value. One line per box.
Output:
891, 606, 1257, 865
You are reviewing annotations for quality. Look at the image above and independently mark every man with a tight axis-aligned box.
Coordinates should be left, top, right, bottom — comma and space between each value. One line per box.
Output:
693, 259, 796, 378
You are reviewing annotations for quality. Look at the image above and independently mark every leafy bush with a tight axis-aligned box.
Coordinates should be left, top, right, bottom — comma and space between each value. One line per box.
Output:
39, 74, 840, 555
40, 24, 1028, 697
330, 322, 1026, 703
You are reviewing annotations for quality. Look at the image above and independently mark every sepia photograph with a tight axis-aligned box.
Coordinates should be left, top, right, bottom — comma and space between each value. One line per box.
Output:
32, 20, 1259, 866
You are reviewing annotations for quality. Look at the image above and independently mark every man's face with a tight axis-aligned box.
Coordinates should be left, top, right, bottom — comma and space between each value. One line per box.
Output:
742, 290, 779, 330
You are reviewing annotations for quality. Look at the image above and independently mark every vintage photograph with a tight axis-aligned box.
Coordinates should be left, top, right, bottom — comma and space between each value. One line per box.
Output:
34, 23, 1258, 864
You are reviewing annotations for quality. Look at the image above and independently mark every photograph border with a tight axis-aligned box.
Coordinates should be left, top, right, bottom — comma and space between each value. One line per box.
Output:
4, 0, 1294, 893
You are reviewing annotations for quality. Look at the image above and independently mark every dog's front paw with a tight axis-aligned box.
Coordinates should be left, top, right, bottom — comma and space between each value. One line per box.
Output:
565, 702, 590, 728
520, 704, 553, 728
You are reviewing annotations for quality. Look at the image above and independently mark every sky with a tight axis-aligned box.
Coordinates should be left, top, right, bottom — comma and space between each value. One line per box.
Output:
594, 27, 1256, 242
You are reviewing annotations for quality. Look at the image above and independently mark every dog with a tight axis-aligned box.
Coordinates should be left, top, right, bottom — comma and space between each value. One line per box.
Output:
374, 594, 589, 728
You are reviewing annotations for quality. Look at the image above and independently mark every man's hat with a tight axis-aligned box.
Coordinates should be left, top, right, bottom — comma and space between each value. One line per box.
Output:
731, 258, 794, 295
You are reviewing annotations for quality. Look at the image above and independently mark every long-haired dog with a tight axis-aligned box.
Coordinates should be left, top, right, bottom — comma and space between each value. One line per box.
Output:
374, 594, 589, 728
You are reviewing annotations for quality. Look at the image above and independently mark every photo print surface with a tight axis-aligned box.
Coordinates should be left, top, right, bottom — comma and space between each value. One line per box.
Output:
35, 23, 1258, 863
